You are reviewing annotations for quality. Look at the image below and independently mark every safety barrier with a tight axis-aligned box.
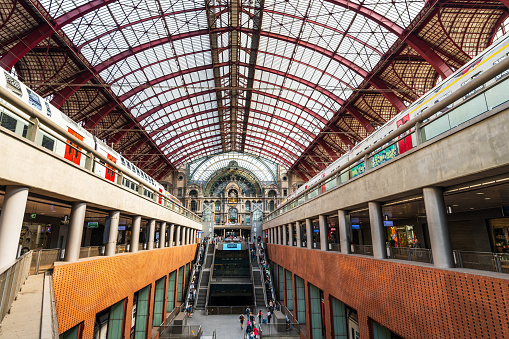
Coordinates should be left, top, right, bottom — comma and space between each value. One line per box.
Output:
157, 324, 202, 338
0, 251, 32, 324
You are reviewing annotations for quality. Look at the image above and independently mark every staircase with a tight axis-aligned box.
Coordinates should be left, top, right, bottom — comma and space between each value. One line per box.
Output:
252, 264, 265, 307
195, 243, 214, 310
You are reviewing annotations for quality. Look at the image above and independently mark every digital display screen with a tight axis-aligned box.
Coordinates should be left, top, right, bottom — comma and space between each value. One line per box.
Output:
87, 221, 99, 228
352, 224, 360, 230
223, 243, 242, 250
118, 226, 126, 231
351, 217, 360, 223
383, 221, 394, 227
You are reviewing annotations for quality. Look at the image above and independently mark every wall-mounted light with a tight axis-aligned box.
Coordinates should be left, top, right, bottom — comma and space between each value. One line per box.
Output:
384, 214, 389, 221
446, 206, 453, 214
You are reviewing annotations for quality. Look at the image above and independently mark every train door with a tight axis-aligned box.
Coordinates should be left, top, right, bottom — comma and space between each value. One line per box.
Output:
396, 115, 413, 154
158, 188, 163, 204
105, 154, 116, 182
65, 128, 83, 165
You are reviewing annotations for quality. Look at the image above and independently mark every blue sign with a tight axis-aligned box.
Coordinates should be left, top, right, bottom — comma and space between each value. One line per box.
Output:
352, 224, 360, 230
223, 243, 241, 250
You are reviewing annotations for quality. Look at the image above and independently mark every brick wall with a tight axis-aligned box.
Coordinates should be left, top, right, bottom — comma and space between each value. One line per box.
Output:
267, 244, 509, 339
53, 244, 196, 338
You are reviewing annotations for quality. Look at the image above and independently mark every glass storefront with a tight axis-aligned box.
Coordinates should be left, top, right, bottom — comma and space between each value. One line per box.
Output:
387, 225, 415, 247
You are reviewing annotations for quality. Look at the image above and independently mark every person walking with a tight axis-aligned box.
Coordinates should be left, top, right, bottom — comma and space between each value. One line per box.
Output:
246, 306, 251, 318
267, 310, 271, 324
258, 310, 262, 325
239, 314, 245, 329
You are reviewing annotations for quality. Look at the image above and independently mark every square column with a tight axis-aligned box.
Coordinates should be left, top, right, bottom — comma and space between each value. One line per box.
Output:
319, 215, 328, 251
306, 219, 312, 249
175, 226, 181, 246
278, 226, 282, 245
288, 223, 294, 246
160, 222, 167, 248
283, 224, 287, 246
423, 187, 455, 268
147, 219, 156, 250
338, 210, 351, 254
0, 186, 29, 269
105, 211, 120, 256
130, 216, 141, 253
186, 227, 191, 245
368, 202, 387, 259
64, 202, 87, 262
295, 221, 302, 247
169, 224, 175, 247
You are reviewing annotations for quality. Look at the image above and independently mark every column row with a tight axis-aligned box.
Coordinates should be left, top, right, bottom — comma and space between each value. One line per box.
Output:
0, 185, 200, 267
266, 186, 454, 269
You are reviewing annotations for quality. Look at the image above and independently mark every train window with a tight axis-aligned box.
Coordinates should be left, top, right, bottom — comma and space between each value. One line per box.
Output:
0, 112, 17, 132
41, 135, 55, 151
496, 69, 509, 81
120, 157, 125, 166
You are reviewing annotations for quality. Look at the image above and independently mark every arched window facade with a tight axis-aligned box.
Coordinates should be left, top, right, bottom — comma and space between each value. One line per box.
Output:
191, 200, 197, 212
269, 200, 275, 212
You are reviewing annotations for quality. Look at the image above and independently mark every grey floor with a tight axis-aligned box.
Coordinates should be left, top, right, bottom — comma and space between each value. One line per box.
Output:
187, 310, 268, 338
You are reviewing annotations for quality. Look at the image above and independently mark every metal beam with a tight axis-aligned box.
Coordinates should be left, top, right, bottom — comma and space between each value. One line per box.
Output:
108, 121, 136, 145
205, 0, 228, 151
0, 0, 117, 70
83, 101, 119, 130
240, 0, 264, 151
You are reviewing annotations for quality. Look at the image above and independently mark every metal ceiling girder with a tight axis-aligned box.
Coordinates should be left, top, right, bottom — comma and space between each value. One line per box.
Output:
122, 138, 146, 158
148, 158, 166, 177
316, 139, 339, 161
240, 0, 264, 152
50, 29, 212, 108
205, 0, 228, 151
230, 0, 240, 149
0, 0, 118, 70
77, 7, 206, 51
258, 30, 407, 111
293, 168, 310, 181
306, 149, 326, 170
324, 0, 454, 78
328, 124, 354, 148
300, 159, 318, 177
83, 101, 119, 130
152, 101, 316, 147
108, 121, 136, 145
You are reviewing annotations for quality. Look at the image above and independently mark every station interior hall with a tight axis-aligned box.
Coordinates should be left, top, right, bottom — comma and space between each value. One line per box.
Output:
1, 1, 509, 339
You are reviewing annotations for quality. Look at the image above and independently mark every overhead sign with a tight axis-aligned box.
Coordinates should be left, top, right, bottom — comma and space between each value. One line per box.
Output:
30, 213, 36, 219
223, 243, 241, 250
87, 221, 99, 228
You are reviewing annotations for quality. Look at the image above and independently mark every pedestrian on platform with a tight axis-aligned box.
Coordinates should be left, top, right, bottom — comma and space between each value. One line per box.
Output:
258, 310, 262, 324
239, 314, 245, 329
267, 310, 271, 324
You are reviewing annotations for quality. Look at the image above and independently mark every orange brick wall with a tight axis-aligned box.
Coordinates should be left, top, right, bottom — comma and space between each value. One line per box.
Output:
267, 244, 509, 339
53, 244, 197, 338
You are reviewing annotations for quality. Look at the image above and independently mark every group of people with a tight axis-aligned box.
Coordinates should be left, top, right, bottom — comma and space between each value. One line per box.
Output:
239, 301, 277, 338
185, 243, 206, 317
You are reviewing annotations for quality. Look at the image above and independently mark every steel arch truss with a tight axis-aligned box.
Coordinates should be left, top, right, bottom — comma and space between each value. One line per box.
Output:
1, 0, 508, 179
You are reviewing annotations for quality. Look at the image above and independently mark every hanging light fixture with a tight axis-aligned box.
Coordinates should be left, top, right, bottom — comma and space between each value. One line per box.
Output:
446, 206, 453, 214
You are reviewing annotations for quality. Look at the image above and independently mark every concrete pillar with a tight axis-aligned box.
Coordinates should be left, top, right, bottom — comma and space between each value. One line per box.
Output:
105, 211, 120, 256
130, 216, 141, 253
306, 218, 312, 249
338, 210, 351, 254
368, 202, 387, 259
423, 187, 455, 268
277, 226, 282, 245
0, 186, 29, 269
271, 228, 274, 244
186, 227, 191, 245
282, 224, 287, 246
169, 224, 175, 247
319, 215, 328, 251
175, 225, 181, 246
296, 221, 302, 247
288, 223, 294, 246
64, 202, 87, 262
147, 219, 156, 250
160, 222, 167, 249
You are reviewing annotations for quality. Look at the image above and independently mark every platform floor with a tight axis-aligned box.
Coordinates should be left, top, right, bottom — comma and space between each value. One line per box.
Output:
0, 274, 43, 339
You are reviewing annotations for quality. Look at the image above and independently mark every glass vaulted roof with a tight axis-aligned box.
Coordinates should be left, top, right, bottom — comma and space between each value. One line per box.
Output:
39, 0, 427, 169
188, 152, 278, 185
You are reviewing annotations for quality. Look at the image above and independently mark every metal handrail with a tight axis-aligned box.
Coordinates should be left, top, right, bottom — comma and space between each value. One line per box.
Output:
204, 241, 216, 311
0, 251, 32, 324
